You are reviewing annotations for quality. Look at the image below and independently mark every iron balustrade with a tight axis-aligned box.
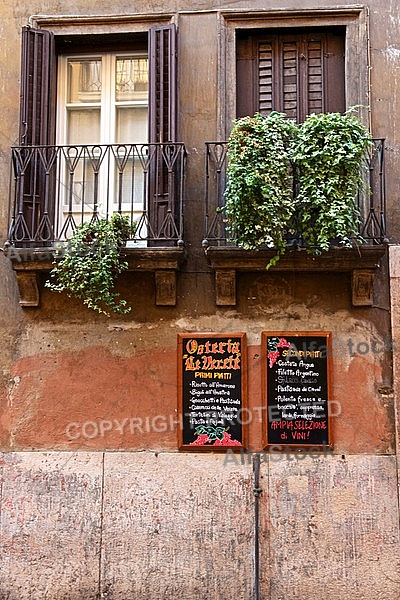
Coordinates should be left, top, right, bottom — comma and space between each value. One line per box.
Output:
8, 142, 186, 247
203, 139, 387, 247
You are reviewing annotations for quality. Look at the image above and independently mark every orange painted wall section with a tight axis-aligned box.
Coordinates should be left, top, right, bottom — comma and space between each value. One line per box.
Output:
0, 344, 393, 454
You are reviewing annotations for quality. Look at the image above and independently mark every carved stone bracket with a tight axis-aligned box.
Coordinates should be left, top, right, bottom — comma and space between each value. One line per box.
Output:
215, 269, 236, 306
205, 246, 387, 307
155, 270, 177, 306
124, 247, 185, 307
352, 269, 375, 306
15, 271, 40, 307
6, 246, 185, 308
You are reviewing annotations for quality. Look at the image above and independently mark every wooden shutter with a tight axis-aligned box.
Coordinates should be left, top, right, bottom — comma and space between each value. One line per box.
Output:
323, 32, 346, 114
280, 38, 301, 120
15, 27, 56, 244
19, 27, 56, 146
149, 23, 177, 144
236, 33, 258, 118
275, 32, 345, 122
148, 23, 178, 243
258, 41, 274, 115
237, 29, 345, 122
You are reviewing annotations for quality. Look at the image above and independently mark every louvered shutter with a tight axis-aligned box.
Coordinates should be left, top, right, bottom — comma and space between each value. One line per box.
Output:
19, 27, 56, 146
16, 27, 56, 243
237, 30, 345, 122
148, 23, 178, 243
280, 38, 301, 120
149, 23, 177, 144
258, 41, 274, 115
276, 33, 330, 122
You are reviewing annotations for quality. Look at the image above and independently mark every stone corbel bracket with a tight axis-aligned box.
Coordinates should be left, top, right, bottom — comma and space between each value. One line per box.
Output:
124, 248, 186, 306
4, 246, 186, 308
204, 245, 387, 307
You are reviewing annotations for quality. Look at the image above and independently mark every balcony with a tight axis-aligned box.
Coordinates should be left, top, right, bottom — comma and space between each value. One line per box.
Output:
6, 142, 187, 306
203, 139, 388, 306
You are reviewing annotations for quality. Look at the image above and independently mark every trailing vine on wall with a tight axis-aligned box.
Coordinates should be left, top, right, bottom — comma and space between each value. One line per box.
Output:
292, 109, 372, 251
46, 213, 134, 316
224, 112, 298, 268
224, 109, 372, 266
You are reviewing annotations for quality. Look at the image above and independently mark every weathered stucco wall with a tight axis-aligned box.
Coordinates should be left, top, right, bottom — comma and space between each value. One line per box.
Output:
0, 315, 395, 454
0, 0, 399, 598
0, 452, 399, 599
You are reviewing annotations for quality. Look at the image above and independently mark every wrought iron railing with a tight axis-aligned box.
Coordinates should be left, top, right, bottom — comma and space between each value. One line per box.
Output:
203, 139, 387, 247
8, 142, 186, 247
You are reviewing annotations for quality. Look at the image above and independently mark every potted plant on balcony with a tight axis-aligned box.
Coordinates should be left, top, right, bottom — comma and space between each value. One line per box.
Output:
224, 109, 372, 265
223, 111, 298, 268
291, 108, 372, 252
46, 213, 134, 316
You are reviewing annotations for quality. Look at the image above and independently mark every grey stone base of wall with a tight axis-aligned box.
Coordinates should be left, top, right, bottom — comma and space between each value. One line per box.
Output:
0, 451, 399, 599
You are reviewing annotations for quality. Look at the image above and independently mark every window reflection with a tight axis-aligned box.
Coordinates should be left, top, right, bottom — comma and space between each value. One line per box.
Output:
116, 57, 148, 101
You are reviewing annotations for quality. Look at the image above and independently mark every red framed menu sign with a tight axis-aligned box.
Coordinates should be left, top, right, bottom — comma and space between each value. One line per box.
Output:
262, 332, 333, 449
178, 333, 247, 450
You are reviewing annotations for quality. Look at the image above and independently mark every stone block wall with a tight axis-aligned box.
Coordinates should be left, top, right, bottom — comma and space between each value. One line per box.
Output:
0, 451, 399, 599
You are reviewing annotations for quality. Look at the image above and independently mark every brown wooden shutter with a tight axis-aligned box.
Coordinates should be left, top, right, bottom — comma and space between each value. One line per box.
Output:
237, 29, 345, 122
258, 41, 274, 115
149, 23, 177, 144
324, 32, 345, 114
15, 27, 57, 243
19, 27, 56, 146
280, 38, 300, 120
148, 23, 178, 243
236, 33, 258, 118
305, 37, 324, 117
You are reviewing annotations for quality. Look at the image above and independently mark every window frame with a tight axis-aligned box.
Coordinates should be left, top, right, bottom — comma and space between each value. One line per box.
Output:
15, 16, 180, 247
236, 28, 346, 122
57, 50, 150, 147
219, 7, 371, 138
23, 13, 177, 145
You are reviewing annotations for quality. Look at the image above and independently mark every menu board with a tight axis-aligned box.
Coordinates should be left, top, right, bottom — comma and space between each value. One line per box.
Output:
178, 333, 247, 449
262, 332, 332, 448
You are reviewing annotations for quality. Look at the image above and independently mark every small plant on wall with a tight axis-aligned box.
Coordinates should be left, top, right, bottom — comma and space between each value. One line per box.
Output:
46, 213, 134, 316
223, 108, 372, 265
292, 108, 372, 252
224, 111, 298, 268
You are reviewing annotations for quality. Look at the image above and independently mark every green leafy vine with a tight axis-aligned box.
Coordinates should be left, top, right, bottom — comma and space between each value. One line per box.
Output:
46, 214, 135, 316
224, 112, 298, 268
224, 108, 372, 266
292, 109, 372, 251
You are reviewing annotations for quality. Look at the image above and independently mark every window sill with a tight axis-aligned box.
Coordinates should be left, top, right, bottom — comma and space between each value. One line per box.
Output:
5, 246, 186, 308
204, 244, 388, 307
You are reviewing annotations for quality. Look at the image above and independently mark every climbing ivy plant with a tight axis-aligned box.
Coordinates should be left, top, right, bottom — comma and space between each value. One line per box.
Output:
46, 213, 134, 316
224, 111, 298, 268
224, 108, 372, 266
292, 109, 372, 251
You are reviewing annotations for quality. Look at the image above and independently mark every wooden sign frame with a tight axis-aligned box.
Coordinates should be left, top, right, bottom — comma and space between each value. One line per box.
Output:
262, 331, 333, 450
178, 333, 247, 450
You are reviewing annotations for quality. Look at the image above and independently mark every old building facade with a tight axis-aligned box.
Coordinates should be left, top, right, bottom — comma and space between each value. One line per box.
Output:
0, 0, 399, 598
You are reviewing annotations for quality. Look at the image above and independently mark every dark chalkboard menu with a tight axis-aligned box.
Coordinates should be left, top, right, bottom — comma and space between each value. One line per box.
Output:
178, 333, 247, 450
262, 332, 332, 449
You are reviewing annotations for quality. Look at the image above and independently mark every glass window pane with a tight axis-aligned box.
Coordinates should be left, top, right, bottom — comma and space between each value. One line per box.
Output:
115, 57, 148, 102
68, 59, 102, 103
116, 107, 148, 144
114, 158, 145, 206
67, 109, 101, 144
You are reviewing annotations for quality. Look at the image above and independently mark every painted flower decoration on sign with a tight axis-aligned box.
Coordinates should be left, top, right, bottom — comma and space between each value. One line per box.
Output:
267, 337, 291, 368
190, 426, 242, 446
